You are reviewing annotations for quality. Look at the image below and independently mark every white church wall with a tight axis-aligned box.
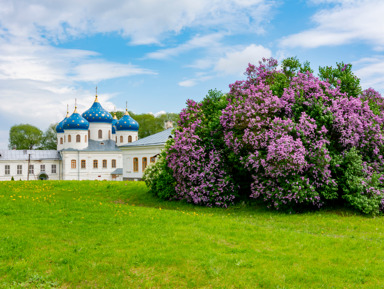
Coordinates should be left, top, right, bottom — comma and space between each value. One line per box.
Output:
63, 130, 88, 150
61, 151, 123, 181
0, 160, 61, 181
116, 131, 138, 146
89, 123, 113, 142
120, 145, 163, 180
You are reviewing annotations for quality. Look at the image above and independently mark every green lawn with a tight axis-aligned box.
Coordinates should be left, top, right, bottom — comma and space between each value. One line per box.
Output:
0, 181, 383, 288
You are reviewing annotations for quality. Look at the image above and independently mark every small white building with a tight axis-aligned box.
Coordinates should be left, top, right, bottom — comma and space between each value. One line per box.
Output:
120, 128, 173, 180
0, 93, 173, 181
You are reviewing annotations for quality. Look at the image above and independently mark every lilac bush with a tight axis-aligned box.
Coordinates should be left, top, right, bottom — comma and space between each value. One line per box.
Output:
167, 91, 238, 207
220, 58, 384, 213
164, 58, 384, 214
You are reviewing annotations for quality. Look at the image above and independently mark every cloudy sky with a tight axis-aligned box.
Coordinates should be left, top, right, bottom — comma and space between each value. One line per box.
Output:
0, 0, 383, 148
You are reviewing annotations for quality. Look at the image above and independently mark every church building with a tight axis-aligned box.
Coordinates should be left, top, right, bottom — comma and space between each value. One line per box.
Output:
0, 93, 172, 181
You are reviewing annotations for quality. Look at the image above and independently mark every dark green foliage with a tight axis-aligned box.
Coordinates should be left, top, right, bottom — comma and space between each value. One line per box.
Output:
337, 148, 384, 215
40, 123, 57, 150
318, 62, 362, 98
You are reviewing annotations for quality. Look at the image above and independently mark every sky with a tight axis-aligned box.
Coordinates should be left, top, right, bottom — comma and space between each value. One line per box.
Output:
0, 0, 383, 148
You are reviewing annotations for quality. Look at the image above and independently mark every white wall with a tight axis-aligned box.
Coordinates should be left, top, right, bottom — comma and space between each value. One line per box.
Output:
120, 145, 163, 180
0, 160, 61, 181
61, 151, 123, 181
57, 133, 64, 150
89, 123, 113, 142
63, 130, 88, 150
116, 131, 138, 146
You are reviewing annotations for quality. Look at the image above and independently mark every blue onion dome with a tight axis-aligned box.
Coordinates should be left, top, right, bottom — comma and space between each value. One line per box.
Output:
56, 111, 69, 133
111, 113, 118, 134
82, 95, 113, 123
64, 107, 89, 130
112, 113, 118, 127
116, 109, 139, 131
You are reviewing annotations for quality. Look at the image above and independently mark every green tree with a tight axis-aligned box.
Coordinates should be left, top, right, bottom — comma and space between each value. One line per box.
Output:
9, 124, 43, 150
40, 123, 57, 150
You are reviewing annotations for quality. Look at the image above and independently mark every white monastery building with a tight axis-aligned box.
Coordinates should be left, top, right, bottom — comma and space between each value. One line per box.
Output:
0, 94, 173, 181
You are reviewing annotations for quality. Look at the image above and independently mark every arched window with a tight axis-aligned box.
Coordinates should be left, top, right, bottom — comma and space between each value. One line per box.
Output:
108, 130, 111, 139
136, 136, 138, 141
81, 160, 86, 169
111, 159, 116, 168
150, 157, 156, 163
93, 160, 98, 168
64, 135, 66, 142
133, 158, 138, 172
76, 134, 81, 143
68, 135, 71, 142
128, 135, 132, 143
60, 137, 63, 144
98, 129, 102, 139
71, 159, 76, 169
102, 160, 107, 168
142, 157, 147, 171
120, 136, 123, 143
88, 130, 90, 139
85, 135, 87, 143
115, 136, 117, 142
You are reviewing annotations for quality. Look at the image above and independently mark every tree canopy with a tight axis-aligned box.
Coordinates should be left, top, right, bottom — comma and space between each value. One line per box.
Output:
9, 123, 57, 150
9, 124, 43, 150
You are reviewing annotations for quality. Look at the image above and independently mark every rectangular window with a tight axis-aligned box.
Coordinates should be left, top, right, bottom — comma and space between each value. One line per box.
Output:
111, 159, 116, 168
29, 165, 34, 174
93, 160, 98, 169
17, 165, 22, 175
102, 160, 107, 168
51, 164, 56, 174
71, 160, 76, 169
133, 158, 138, 172
142, 157, 147, 172
81, 160, 86, 169
150, 157, 156, 163
40, 164, 45, 172
5, 165, 10, 175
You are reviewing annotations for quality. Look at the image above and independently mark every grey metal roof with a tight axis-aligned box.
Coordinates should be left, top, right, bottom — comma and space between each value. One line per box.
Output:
111, 168, 123, 175
119, 128, 173, 148
0, 150, 61, 161
61, 139, 121, 152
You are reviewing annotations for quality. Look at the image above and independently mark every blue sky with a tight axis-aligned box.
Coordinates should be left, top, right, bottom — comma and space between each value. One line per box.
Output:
0, 0, 383, 148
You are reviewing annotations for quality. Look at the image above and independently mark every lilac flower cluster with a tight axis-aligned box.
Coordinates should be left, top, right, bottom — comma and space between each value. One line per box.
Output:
167, 99, 237, 207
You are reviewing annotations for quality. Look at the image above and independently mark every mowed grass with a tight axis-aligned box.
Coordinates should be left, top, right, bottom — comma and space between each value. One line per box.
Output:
0, 181, 384, 288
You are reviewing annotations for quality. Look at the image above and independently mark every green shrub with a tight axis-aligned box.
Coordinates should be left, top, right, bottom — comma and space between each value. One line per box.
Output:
143, 139, 176, 200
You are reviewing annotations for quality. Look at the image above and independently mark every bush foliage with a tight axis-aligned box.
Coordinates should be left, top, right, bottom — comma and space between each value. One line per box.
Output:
149, 57, 384, 214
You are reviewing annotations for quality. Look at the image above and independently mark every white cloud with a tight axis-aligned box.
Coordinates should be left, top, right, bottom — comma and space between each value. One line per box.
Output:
178, 80, 198, 87
146, 33, 224, 60
281, 0, 384, 49
215, 44, 272, 75
0, 0, 273, 45
354, 57, 384, 92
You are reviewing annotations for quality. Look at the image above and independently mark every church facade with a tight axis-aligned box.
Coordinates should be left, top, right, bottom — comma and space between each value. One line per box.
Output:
0, 94, 172, 181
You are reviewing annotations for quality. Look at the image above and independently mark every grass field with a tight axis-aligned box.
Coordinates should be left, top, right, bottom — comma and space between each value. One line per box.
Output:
0, 181, 384, 288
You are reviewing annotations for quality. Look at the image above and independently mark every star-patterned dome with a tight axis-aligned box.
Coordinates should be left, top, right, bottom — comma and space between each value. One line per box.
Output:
56, 106, 70, 133
116, 109, 139, 131
112, 113, 118, 134
64, 107, 89, 130
82, 95, 113, 123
